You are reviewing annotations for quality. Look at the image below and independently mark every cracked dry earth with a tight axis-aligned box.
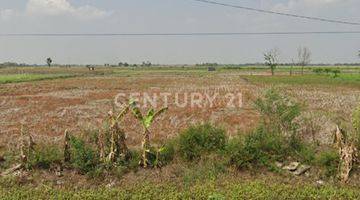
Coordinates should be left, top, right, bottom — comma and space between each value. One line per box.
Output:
1, 73, 360, 149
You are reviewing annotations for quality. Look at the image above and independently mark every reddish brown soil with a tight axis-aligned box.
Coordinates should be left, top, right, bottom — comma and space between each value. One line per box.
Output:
0, 74, 260, 148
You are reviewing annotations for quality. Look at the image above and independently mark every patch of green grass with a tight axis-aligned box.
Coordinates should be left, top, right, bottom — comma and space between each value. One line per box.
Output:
0, 74, 74, 84
182, 156, 228, 185
1, 179, 360, 199
243, 74, 360, 87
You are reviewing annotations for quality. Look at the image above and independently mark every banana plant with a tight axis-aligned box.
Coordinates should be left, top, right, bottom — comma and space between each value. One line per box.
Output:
153, 146, 166, 168
130, 100, 168, 167
63, 129, 71, 163
103, 104, 130, 163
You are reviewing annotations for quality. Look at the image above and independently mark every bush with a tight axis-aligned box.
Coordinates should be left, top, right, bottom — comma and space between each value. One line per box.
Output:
28, 144, 62, 169
352, 105, 360, 151
316, 150, 339, 177
157, 140, 176, 165
313, 68, 324, 74
226, 126, 315, 169
226, 127, 288, 169
353, 105, 360, 134
178, 123, 227, 161
331, 69, 341, 78
254, 89, 300, 134
69, 136, 98, 173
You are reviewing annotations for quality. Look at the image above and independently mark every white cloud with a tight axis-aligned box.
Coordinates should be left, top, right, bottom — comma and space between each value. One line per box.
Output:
26, 0, 110, 20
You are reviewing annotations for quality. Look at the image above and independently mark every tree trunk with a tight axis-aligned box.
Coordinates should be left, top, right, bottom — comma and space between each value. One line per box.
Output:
63, 130, 71, 163
98, 130, 105, 162
107, 127, 117, 162
117, 129, 129, 160
141, 128, 151, 167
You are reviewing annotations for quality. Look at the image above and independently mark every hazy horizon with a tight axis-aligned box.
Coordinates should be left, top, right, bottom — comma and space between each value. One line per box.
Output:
1, 0, 359, 64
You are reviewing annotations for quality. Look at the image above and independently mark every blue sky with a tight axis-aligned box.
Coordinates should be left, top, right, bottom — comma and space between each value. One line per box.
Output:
0, 0, 359, 64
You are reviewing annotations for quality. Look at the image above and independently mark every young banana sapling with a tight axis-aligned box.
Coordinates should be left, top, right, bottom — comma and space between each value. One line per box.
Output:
130, 100, 168, 167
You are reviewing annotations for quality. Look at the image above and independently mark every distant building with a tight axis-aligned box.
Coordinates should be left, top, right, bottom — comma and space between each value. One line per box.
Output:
208, 67, 216, 71
86, 65, 95, 71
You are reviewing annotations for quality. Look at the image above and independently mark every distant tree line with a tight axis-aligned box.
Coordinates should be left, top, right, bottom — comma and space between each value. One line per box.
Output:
196, 63, 219, 67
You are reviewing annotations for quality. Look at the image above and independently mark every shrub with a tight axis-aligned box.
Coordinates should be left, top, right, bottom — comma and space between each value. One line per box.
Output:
313, 68, 324, 74
178, 123, 227, 161
226, 127, 288, 169
157, 140, 176, 166
28, 144, 62, 169
295, 143, 316, 164
352, 105, 360, 150
254, 89, 300, 134
226, 126, 314, 169
69, 136, 98, 173
353, 105, 360, 134
331, 69, 341, 78
126, 150, 141, 170
316, 150, 339, 177
324, 68, 332, 74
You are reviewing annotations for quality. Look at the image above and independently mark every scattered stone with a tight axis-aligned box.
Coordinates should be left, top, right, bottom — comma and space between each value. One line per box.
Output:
293, 165, 311, 176
106, 181, 116, 188
56, 180, 65, 186
282, 162, 300, 171
55, 171, 63, 177
316, 180, 325, 186
275, 161, 283, 168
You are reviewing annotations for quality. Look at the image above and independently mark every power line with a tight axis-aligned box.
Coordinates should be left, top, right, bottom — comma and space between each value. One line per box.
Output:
191, 0, 360, 26
0, 31, 360, 37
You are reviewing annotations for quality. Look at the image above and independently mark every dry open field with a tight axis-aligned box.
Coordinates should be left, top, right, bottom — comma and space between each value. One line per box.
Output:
1, 66, 359, 147
2, 66, 360, 198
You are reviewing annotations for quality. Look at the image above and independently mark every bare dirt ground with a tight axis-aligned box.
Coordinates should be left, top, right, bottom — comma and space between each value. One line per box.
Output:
0, 73, 260, 149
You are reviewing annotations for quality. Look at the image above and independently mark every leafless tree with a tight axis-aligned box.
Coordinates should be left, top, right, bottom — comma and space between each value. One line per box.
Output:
297, 47, 311, 75
264, 48, 279, 76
